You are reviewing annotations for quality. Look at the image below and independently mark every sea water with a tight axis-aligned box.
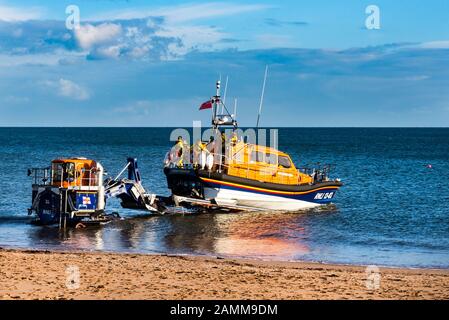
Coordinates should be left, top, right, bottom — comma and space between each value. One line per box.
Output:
0, 128, 448, 268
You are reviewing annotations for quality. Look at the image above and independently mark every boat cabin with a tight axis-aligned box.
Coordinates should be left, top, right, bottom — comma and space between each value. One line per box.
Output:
51, 158, 101, 188
226, 142, 313, 185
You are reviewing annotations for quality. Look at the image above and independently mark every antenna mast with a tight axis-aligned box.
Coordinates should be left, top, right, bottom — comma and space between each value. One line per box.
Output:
233, 98, 238, 118
212, 80, 221, 129
222, 76, 228, 114
210, 78, 238, 130
256, 65, 268, 128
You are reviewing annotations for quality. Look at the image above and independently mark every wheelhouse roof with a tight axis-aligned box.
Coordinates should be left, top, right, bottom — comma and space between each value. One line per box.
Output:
246, 144, 290, 157
51, 158, 95, 164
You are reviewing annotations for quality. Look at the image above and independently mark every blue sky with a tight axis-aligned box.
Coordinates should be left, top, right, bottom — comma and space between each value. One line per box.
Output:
1, 0, 449, 126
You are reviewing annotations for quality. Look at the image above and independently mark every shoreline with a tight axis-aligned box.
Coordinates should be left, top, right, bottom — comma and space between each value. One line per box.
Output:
2, 245, 449, 271
2, 244, 449, 271
1, 248, 449, 299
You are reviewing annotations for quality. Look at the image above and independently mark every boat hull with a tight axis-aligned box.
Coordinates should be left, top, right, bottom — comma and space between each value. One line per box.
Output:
201, 177, 340, 211
164, 167, 342, 211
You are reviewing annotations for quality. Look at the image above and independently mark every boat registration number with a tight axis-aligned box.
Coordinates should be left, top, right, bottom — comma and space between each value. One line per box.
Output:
314, 192, 335, 200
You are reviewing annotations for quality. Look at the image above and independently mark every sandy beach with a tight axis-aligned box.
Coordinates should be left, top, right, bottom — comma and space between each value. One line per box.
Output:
0, 248, 448, 300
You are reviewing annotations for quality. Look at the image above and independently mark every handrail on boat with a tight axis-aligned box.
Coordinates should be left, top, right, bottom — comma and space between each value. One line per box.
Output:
69, 168, 100, 188
28, 167, 51, 185
164, 142, 336, 185
28, 166, 101, 188
165, 150, 306, 185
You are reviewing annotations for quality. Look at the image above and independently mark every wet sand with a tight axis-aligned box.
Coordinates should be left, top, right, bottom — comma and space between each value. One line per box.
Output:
0, 248, 448, 300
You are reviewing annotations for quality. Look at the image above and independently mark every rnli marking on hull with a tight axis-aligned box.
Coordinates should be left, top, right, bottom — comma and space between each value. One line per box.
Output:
200, 177, 338, 196
314, 192, 335, 200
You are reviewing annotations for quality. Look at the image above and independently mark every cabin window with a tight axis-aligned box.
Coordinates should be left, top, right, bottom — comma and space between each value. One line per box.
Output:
278, 156, 292, 168
265, 153, 278, 165
51, 163, 64, 183
250, 151, 265, 163
65, 163, 75, 182
51, 162, 75, 183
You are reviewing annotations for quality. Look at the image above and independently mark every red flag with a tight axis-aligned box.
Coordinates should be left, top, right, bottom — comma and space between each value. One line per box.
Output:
199, 100, 213, 110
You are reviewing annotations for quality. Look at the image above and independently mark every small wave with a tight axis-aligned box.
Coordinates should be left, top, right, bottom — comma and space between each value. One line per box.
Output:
350, 238, 449, 251
0, 215, 33, 224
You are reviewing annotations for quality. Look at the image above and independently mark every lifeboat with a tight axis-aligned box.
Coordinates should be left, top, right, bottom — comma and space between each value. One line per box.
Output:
163, 80, 342, 211
28, 157, 160, 226
28, 157, 107, 226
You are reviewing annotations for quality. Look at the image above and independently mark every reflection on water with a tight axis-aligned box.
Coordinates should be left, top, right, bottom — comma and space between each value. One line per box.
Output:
212, 213, 310, 259
6, 210, 316, 261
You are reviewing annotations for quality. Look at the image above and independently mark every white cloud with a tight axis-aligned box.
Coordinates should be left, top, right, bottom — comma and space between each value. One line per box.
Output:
0, 53, 59, 66
156, 25, 228, 57
419, 40, 449, 49
94, 45, 122, 59
75, 23, 122, 50
0, 5, 42, 21
0, 49, 86, 67
256, 34, 293, 48
113, 100, 152, 115
42, 79, 90, 101
84, 2, 270, 59
93, 2, 270, 22
58, 79, 90, 100
0, 3, 267, 61
74, 22, 158, 59
129, 46, 150, 58
0, 2, 268, 62
152, 2, 270, 23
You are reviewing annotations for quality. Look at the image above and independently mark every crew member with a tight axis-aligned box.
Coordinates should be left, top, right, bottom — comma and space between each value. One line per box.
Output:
230, 131, 238, 146
220, 131, 227, 167
206, 136, 216, 154
206, 136, 218, 171
193, 139, 208, 169
172, 136, 184, 167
